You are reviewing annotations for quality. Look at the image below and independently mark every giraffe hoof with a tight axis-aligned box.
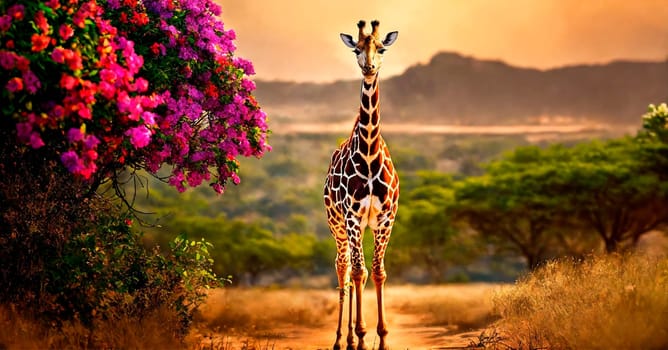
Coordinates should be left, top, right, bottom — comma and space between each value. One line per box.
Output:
356, 341, 368, 350
333, 343, 342, 350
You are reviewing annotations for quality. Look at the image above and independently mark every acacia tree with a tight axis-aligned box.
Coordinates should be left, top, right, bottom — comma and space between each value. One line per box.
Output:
455, 137, 668, 268
389, 172, 481, 281
453, 150, 569, 269
557, 138, 668, 252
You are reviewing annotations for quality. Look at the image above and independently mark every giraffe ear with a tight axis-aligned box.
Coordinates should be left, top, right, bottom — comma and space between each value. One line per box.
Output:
340, 33, 357, 48
382, 31, 398, 46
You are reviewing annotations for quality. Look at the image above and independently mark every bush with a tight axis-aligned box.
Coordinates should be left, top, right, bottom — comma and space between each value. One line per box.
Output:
493, 253, 668, 349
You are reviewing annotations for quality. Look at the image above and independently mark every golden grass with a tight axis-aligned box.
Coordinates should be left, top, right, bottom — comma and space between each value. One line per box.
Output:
388, 283, 499, 331
191, 283, 501, 349
0, 305, 185, 349
493, 253, 668, 350
197, 288, 337, 335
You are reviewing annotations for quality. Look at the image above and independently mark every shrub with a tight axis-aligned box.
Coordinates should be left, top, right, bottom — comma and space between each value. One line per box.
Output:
493, 253, 668, 349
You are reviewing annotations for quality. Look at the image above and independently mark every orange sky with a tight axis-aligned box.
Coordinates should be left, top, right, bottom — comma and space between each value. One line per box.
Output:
216, 0, 668, 82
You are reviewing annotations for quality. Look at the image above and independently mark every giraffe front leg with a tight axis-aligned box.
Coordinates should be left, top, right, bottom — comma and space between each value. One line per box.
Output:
333, 240, 351, 350
372, 228, 392, 350
349, 234, 368, 350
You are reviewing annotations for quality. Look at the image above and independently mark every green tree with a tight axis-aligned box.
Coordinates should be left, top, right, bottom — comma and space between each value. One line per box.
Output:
389, 172, 481, 281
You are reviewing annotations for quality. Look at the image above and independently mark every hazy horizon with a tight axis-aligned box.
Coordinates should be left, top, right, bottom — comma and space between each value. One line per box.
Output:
215, 0, 668, 83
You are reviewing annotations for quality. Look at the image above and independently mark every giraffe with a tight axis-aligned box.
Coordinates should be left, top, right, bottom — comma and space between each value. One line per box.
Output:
323, 20, 399, 350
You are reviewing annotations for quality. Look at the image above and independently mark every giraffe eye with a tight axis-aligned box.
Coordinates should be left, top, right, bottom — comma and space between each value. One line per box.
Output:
377, 48, 387, 54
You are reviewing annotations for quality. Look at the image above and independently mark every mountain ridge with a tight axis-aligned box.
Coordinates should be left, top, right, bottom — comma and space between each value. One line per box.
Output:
255, 52, 668, 125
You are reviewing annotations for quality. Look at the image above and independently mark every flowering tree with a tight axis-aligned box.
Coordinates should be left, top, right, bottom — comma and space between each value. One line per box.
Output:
1, 0, 269, 195
0, 0, 269, 334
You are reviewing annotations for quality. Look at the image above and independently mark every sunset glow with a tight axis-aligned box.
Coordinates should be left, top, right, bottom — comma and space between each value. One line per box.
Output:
217, 0, 668, 82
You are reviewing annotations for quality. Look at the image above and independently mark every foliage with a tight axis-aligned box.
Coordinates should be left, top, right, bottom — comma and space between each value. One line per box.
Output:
0, 0, 253, 338
149, 214, 319, 285
1, 0, 269, 194
494, 253, 668, 349
1, 180, 222, 335
455, 136, 668, 267
640, 103, 668, 143
389, 171, 482, 281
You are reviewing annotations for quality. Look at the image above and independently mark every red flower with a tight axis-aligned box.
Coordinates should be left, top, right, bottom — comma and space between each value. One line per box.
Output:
6, 77, 23, 92
65, 50, 83, 71
34, 11, 49, 34
45, 0, 60, 10
15, 55, 29, 71
60, 74, 78, 90
77, 104, 92, 119
131, 12, 148, 26
31, 34, 50, 52
5, 40, 14, 49
59, 24, 74, 40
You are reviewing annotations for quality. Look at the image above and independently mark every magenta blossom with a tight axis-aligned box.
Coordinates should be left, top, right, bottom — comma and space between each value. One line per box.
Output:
125, 125, 152, 148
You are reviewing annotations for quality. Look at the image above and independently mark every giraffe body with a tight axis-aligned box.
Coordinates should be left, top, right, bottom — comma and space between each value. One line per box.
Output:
323, 20, 399, 350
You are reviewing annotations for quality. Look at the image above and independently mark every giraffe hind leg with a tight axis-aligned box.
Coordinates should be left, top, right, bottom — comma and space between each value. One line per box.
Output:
372, 227, 392, 350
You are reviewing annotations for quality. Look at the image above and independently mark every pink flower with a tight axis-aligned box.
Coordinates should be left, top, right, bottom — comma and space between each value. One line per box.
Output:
29, 133, 45, 148
100, 68, 116, 83
67, 127, 84, 142
125, 125, 152, 148
135, 77, 148, 92
234, 57, 255, 75
84, 135, 100, 149
61, 150, 83, 173
22, 70, 41, 94
0, 51, 15, 69
59, 24, 74, 40
0, 15, 11, 32
16, 122, 32, 142
141, 111, 157, 125
212, 183, 224, 194
51, 47, 66, 63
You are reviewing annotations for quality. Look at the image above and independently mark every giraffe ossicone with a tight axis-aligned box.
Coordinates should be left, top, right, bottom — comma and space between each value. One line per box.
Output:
324, 19, 399, 350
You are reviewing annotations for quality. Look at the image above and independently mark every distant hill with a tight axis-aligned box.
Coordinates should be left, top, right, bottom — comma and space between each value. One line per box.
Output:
255, 52, 668, 125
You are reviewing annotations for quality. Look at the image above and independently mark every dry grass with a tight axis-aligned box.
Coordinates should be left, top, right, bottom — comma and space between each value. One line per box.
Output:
0, 305, 185, 349
493, 253, 668, 350
197, 288, 337, 335
191, 283, 502, 349
388, 283, 500, 331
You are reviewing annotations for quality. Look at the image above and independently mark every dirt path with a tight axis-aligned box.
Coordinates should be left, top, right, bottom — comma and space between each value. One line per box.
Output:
194, 285, 499, 349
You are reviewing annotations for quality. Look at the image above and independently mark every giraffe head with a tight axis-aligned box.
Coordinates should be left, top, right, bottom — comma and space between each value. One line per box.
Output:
340, 20, 398, 79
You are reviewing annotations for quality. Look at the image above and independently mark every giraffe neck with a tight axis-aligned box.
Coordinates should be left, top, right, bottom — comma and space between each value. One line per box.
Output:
358, 73, 380, 129
353, 73, 381, 156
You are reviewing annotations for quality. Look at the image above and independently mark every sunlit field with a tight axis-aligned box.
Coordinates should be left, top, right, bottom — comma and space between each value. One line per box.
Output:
191, 283, 501, 349
494, 253, 668, 350
1, 253, 666, 349
188, 253, 668, 350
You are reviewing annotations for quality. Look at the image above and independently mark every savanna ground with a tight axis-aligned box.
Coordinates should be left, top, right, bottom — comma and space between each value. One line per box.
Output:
1, 252, 666, 349
190, 251, 668, 350
192, 283, 500, 349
